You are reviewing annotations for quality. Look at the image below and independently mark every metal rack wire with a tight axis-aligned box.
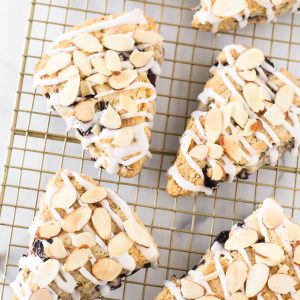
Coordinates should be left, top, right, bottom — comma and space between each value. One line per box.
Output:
1, 0, 300, 299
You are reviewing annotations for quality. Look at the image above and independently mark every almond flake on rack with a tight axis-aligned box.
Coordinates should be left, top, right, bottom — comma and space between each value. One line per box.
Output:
44, 52, 72, 75
80, 80, 95, 97
105, 50, 121, 73
92, 207, 112, 240
262, 206, 284, 229
205, 108, 223, 143
72, 232, 96, 248
212, 0, 247, 17
58, 65, 79, 81
221, 136, 242, 163
224, 228, 258, 250
91, 124, 101, 136
73, 50, 92, 76
238, 70, 256, 82
62, 206, 92, 233
37, 220, 61, 239
100, 105, 122, 129
109, 69, 138, 90
231, 102, 248, 128
103, 33, 135, 51
226, 260, 248, 294
243, 119, 261, 137
283, 223, 300, 241
263, 104, 285, 126
278, 263, 289, 274
91, 56, 111, 76
207, 143, 223, 159
119, 95, 138, 113
245, 263, 269, 297
81, 186, 107, 204
180, 278, 205, 299
86, 73, 107, 85
74, 100, 95, 122
275, 84, 294, 112
64, 247, 91, 272
259, 87, 271, 101
33, 259, 60, 288
133, 30, 163, 44
228, 293, 248, 300
92, 257, 123, 281
124, 218, 152, 247
112, 127, 135, 147
252, 242, 285, 266
189, 145, 208, 161
30, 289, 52, 300
268, 274, 297, 294
294, 243, 300, 265
129, 49, 154, 68
60, 75, 80, 106
51, 185, 77, 209
72, 33, 103, 53
242, 82, 264, 113
47, 238, 68, 259
235, 48, 265, 71
108, 231, 134, 257
211, 161, 224, 180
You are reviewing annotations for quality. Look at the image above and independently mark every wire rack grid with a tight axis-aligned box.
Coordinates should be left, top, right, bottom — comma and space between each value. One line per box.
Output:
1, 0, 300, 299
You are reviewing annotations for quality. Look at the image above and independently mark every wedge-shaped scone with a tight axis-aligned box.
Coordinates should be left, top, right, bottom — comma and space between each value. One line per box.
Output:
34, 9, 164, 177
167, 44, 300, 197
156, 198, 300, 299
192, 0, 300, 33
10, 169, 159, 299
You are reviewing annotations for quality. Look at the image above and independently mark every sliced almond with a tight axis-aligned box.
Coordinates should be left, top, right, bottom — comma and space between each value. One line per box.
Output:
268, 274, 296, 294
103, 33, 135, 51
226, 260, 248, 294
91, 56, 111, 76
278, 263, 289, 274
74, 100, 95, 122
72, 33, 103, 53
59, 75, 80, 106
92, 257, 122, 281
245, 263, 269, 297
259, 87, 271, 101
205, 108, 223, 143
108, 232, 134, 257
283, 223, 300, 241
119, 95, 138, 113
62, 206, 92, 233
47, 238, 68, 259
199, 297, 220, 300
37, 220, 61, 239
242, 82, 264, 112
80, 80, 95, 97
133, 31, 163, 44
58, 65, 79, 81
51, 185, 77, 209
252, 243, 285, 266
224, 229, 258, 250
238, 70, 256, 82
211, 161, 224, 180
109, 69, 138, 90
212, 0, 247, 17
124, 218, 152, 247
235, 48, 265, 71
292, 290, 300, 300
180, 278, 205, 299
45, 52, 72, 75
228, 293, 248, 300
264, 104, 285, 126
30, 289, 52, 300
73, 50, 91, 76
105, 50, 121, 73
129, 49, 154, 68
86, 73, 107, 85
221, 135, 242, 163
243, 119, 260, 137
189, 145, 208, 161
207, 143, 223, 159
100, 106, 122, 129
112, 127, 135, 147
81, 187, 107, 204
275, 85, 294, 112
92, 207, 111, 240
262, 206, 284, 229
33, 259, 60, 287
231, 103, 248, 128
91, 124, 101, 136
293, 243, 300, 265
72, 231, 96, 248
63, 247, 91, 272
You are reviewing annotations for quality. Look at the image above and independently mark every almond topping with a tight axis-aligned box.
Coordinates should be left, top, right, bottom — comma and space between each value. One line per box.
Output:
199, 297, 220, 300
264, 104, 285, 126
73, 50, 91, 76
275, 85, 294, 112
60, 75, 80, 106
278, 263, 289, 274
180, 278, 205, 299
283, 223, 300, 241
33, 259, 60, 287
103, 33, 135, 51
221, 135, 242, 163
189, 145, 208, 161
92, 207, 111, 240
242, 82, 264, 112
92, 258, 122, 281
51, 185, 77, 209
268, 274, 296, 294
294, 243, 300, 265
72, 33, 103, 53
262, 206, 284, 229
228, 293, 248, 300
231, 103, 248, 128
112, 127, 135, 147
62, 206, 92, 233
259, 87, 271, 101
124, 218, 152, 247
226, 260, 248, 294
64, 247, 91, 272
45, 52, 72, 75
47, 238, 68, 258
37, 220, 61, 239
58, 65, 79, 81
235, 48, 265, 70
243, 119, 259, 137
119, 95, 138, 113
224, 229, 258, 250
109, 69, 138, 90
238, 70, 256, 82
72, 231, 96, 248
108, 232, 134, 257
105, 50, 121, 73
86, 73, 107, 85
81, 187, 107, 204
212, 0, 247, 17
245, 263, 269, 297
80, 80, 95, 97
30, 289, 51, 300
129, 49, 154, 68
91, 56, 111, 76
207, 143, 223, 159
252, 243, 285, 266
74, 100, 95, 122
133, 31, 163, 44
100, 106, 122, 129
211, 161, 224, 181
205, 108, 223, 143
91, 124, 101, 136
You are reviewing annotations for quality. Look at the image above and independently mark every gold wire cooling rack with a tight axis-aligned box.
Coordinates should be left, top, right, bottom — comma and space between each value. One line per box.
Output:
1, 0, 300, 299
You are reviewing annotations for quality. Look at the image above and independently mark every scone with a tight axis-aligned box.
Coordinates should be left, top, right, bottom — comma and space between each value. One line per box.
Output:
167, 44, 300, 197
34, 9, 164, 177
192, 0, 300, 33
10, 169, 159, 299
156, 198, 300, 300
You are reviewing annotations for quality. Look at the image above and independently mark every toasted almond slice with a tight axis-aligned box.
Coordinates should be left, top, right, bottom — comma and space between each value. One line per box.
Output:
74, 100, 95, 122
129, 49, 154, 68
226, 260, 248, 294
221, 135, 242, 163
205, 108, 223, 143
81, 186, 107, 204
45, 52, 72, 75
180, 278, 205, 299
212, 0, 247, 17
268, 274, 296, 294
105, 50, 121, 73
228, 293, 248, 300
91, 56, 111, 76
259, 87, 271, 101
62, 206, 92, 233
245, 263, 269, 297
262, 206, 284, 229
238, 70, 256, 82
51, 185, 77, 209
37, 220, 61, 239
199, 297, 220, 300
91, 124, 101, 136
119, 95, 138, 113
112, 127, 135, 147
264, 104, 285, 126
58, 65, 79, 81
222, 104, 233, 130
64, 247, 91, 272
30, 289, 52, 300
109, 69, 138, 90
72, 33, 103, 53
271, 0, 284, 4
108, 232, 134, 257
283, 223, 300, 241
275, 85, 294, 112
92, 258, 122, 281
278, 263, 289, 274
294, 243, 300, 265
235, 48, 265, 71
72, 231, 96, 248
124, 218, 152, 247
80, 80, 95, 97
293, 290, 300, 300
33, 259, 60, 287
121, 60, 134, 70
243, 119, 259, 137
92, 207, 111, 240
224, 229, 258, 250
73, 50, 91, 76
242, 82, 264, 112
60, 75, 80, 106
211, 161, 224, 180
103, 33, 135, 51
133, 31, 163, 44
100, 106, 122, 129
189, 145, 208, 161
231, 103, 248, 128
208, 143, 223, 159
86, 73, 107, 85
252, 243, 285, 266
47, 238, 68, 259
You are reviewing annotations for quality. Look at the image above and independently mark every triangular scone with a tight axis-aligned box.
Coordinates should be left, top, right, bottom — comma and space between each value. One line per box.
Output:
192, 0, 300, 33
34, 9, 164, 177
167, 44, 300, 197
10, 169, 159, 299
156, 198, 300, 299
